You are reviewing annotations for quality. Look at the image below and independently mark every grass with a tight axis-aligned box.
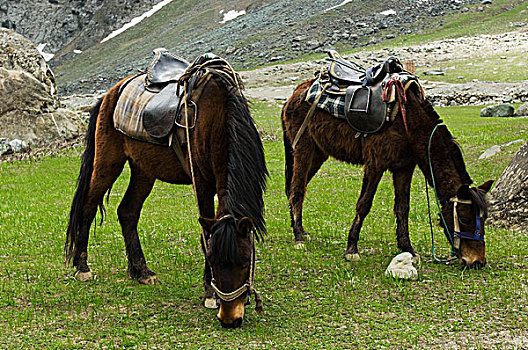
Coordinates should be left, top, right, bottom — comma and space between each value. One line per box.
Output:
1, 101, 528, 348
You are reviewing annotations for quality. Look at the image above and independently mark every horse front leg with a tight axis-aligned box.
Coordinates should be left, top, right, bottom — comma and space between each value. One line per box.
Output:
117, 162, 158, 284
195, 185, 217, 308
392, 166, 417, 256
345, 166, 384, 261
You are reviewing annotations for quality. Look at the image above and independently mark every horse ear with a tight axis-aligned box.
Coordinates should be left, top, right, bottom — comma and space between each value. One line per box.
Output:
236, 217, 254, 237
457, 185, 471, 200
477, 180, 494, 194
199, 216, 216, 232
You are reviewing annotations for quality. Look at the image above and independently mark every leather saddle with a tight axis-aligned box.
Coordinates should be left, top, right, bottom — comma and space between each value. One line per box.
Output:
143, 48, 190, 139
326, 50, 404, 134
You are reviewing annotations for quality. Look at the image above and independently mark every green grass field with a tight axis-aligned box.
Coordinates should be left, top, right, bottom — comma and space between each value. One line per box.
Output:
1, 101, 527, 348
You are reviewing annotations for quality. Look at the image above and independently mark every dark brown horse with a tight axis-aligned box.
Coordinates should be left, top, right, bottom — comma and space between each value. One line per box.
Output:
282, 79, 493, 268
66, 67, 267, 328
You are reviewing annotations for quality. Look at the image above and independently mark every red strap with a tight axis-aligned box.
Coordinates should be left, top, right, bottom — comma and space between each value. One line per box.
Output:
383, 79, 408, 136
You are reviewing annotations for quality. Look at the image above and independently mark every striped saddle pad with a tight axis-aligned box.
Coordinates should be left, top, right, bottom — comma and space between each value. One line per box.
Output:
113, 74, 169, 145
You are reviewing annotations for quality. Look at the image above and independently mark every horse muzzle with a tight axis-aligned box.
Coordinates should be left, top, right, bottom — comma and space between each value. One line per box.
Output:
460, 256, 486, 269
217, 299, 245, 328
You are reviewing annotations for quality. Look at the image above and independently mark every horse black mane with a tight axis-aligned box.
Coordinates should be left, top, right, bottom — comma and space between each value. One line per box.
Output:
208, 78, 268, 264
420, 98, 473, 186
224, 88, 268, 239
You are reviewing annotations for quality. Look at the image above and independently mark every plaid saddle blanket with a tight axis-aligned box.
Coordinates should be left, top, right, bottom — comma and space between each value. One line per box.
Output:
113, 74, 169, 145
305, 72, 423, 121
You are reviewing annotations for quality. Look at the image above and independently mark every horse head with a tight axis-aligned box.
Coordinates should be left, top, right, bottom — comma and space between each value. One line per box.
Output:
442, 180, 493, 268
200, 215, 256, 328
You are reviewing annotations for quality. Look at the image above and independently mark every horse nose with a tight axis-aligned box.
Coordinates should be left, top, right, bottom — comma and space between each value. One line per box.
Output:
461, 257, 486, 269
219, 317, 243, 329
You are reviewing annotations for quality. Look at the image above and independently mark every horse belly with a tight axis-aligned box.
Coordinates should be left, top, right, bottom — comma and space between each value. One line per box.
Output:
123, 138, 192, 184
309, 111, 363, 164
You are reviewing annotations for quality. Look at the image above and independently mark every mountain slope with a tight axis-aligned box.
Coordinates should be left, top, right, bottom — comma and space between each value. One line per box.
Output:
4, 0, 525, 95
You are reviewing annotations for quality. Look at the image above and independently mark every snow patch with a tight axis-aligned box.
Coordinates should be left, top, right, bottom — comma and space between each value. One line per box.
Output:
324, 0, 353, 13
380, 9, 396, 16
37, 43, 54, 61
101, 0, 174, 43
220, 10, 246, 23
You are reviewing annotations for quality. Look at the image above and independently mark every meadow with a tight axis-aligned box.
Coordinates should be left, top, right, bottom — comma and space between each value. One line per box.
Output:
0, 99, 527, 349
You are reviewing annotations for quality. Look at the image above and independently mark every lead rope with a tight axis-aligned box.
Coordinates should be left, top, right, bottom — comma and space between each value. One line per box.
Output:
425, 124, 457, 263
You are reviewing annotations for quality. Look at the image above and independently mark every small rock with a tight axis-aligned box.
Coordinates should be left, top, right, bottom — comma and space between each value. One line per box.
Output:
225, 46, 237, 55
0, 142, 13, 156
423, 69, 445, 76
516, 102, 528, 116
479, 145, 501, 159
480, 104, 515, 117
8, 139, 28, 153
385, 252, 418, 280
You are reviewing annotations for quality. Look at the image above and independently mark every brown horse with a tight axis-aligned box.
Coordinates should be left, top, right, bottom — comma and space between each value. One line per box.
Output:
282, 79, 493, 268
66, 67, 267, 328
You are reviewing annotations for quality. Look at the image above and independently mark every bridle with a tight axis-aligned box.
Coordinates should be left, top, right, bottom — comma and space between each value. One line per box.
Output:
201, 215, 263, 309
426, 124, 485, 262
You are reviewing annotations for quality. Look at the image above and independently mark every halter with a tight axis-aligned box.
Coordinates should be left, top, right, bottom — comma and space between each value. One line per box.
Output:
450, 197, 484, 246
201, 215, 262, 308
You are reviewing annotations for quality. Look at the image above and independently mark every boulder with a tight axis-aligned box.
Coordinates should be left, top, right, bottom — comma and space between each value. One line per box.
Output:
0, 28, 84, 148
488, 142, 528, 233
480, 103, 515, 117
516, 102, 528, 117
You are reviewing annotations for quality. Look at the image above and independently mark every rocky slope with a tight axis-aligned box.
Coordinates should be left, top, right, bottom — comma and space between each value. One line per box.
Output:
0, 0, 166, 64
2, 0, 486, 95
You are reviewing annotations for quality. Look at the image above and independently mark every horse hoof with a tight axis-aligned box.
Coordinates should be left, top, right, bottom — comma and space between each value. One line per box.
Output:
294, 241, 305, 249
345, 253, 360, 262
204, 297, 218, 309
139, 275, 160, 285
76, 271, 93, 282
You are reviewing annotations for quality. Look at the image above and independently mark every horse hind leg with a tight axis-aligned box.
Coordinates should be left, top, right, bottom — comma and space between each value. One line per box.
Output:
117, 161, 159, 285
288, 142, 328, 247
73, 153, 127, 281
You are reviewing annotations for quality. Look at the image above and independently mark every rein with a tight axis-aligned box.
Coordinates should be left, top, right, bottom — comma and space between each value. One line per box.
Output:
425, 124, 457, 263
425, 124, 484, 262
181, 64, 263, 311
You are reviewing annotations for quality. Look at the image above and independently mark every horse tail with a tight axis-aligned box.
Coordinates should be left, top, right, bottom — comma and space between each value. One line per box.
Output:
65, 98, 102, 263
282, 105, 294, 198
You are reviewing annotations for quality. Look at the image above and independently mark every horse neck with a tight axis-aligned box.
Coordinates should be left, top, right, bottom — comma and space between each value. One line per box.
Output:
405, 93, 471, 201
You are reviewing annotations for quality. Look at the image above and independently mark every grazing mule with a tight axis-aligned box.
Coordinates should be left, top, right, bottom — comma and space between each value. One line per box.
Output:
282, 79, 493, 268
66, 64, 267, 328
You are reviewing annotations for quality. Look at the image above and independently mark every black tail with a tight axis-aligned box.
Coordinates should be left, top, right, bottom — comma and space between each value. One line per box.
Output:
282, 108, 294, 198
65, 98, 102, 264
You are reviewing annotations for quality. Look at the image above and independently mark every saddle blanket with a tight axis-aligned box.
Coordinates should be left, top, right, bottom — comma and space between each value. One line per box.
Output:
305, 73, 423, 121
113, 74, 168, 144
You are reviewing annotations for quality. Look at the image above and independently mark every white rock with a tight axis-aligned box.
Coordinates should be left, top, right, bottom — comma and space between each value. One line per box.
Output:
385, 252, 418, 280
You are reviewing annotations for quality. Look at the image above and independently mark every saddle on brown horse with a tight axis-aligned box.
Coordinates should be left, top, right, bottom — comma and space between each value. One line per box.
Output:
294, 51, 420, 147
327, 50, 404, 134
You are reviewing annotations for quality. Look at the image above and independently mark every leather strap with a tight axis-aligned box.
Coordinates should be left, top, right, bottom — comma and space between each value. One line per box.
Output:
292, 82, 332, 149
